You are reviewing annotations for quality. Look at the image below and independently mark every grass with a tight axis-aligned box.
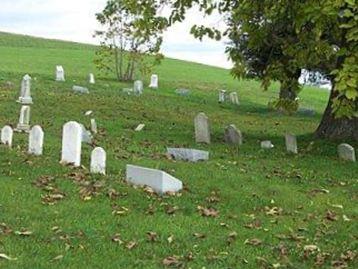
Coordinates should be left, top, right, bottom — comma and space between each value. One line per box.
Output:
0, 32, 357, 269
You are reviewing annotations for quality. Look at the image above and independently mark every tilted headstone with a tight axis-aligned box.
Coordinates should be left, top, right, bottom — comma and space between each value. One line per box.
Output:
219, 90, 227, 103
90, 147, 106, 175
229, 92, 240, 105
285, 134, 298, 154
18, 74, 33, 104
55, 65, 65, 81
1, 125, 13, 148
224, 124, 243, 145
149, 74, 158, 89
89, 73, 95, 84
90, 118, 98, 134
338, 143, 356, 162
61, 121, 82, 166
16, 106, 31, 132
194, 112, 210, 144
167, 148, 209, 162
134, 80, 143, 95
80, 124, 93, 144
73, 85, 89, 94
126, 164, 183, 194
28, 125, 44, 155
175, 88, 190, 96
135, 124, 145, 132
261, 140, 274, 149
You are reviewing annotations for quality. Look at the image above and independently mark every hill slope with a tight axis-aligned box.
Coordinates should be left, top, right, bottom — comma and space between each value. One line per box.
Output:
0, 32, 356, 269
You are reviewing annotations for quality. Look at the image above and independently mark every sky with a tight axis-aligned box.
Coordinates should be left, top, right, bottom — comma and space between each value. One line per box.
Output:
0, 0, 232, 68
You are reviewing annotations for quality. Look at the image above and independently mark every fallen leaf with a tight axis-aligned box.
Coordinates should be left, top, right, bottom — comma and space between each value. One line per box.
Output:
0, 253, 17, 260
125, 241, 137, 250
146, 231, 158, 242
197, 206, 219, 218
14, 229, 33, 236
245, 238, 262, 246
165, 205, 179, 215
304, 245, 320, 252
111, 233, 123, 244
162, 256, 181, 267
193, 233, 206, 239
325, 210, 338, 221
227, 232, 237, 244
52, 255, 64, 261
167, 235, 174, 244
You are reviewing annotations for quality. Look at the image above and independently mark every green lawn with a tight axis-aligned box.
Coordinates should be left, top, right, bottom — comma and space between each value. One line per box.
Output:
0, 32, 357, 269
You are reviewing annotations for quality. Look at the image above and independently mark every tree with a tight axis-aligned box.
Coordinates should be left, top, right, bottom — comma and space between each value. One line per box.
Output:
95, 0, 167, 82
126, 0, 358, 140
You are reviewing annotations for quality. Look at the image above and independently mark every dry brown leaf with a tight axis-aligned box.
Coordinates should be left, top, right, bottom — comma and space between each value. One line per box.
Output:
197, 206, 219, 218
52, 255, 64, 261
146, 231, 158, 242
326, 210, 338, 221
165, 205, 179, 215
111, 233, 123, 244
193, 233, 206, 239
245, 238, 262, 246
0, 223, 12, 235
14, 229, 33, 236
162, 256, 181, 267
125, 241, 137, 250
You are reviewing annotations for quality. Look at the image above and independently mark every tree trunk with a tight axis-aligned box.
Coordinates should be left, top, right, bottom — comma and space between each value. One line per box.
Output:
315, 89, 358, 141
279, 86, 297, 100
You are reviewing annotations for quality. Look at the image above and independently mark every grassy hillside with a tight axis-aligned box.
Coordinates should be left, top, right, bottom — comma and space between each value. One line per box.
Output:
0, 32, 357, 269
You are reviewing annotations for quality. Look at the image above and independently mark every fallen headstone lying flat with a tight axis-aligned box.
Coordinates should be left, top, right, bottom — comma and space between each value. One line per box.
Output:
73, 85, 89, 94
167, 148, 209, 162
126, 164, 183, 195
338, 143, 356, 162
261, 140, 274, 149
175, 89, 190, 96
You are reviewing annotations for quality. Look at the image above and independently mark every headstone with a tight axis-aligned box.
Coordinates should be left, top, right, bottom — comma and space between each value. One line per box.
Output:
18, 74, 33, 104
134, 80, 143, 95
122, 88, 133, 95
85, 110, 93, 116
175, 88, 190, 96
1, 125, 13, 148
194, 112, 210, 144
61, 121, 82, 166
55, 65, 65, 81
224, 124, 243, 145
149, 74, 158, 89
261, 140, 274, 149
90, 147, 106, 175
16, 106, 31, 132
73, 85, 89, 94
89, 73, 95, 84
285, 133, 298, 154
80, 124, 93, 144
219, 90, 226, 103
229, 92, 240, 105
135, 124, 145, 132
338, 144, 356, 162
90, 119, 98, 134
126, 164, 183, 194
167, 148, 209, 162
28, 125, 44, 155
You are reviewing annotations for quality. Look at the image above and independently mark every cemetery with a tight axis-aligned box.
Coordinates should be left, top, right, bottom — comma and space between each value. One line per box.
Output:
0, 1, 357, 267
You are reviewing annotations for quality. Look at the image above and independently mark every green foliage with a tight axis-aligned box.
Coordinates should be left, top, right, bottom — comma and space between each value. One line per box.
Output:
95, 0, 167, 81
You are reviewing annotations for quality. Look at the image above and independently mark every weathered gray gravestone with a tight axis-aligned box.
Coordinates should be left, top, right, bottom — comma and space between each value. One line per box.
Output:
56, 65, 65, 81
1, 125, 13, 148
338, 143, 356, 162
285, 133, 298, 154
224, 124, 243, 145
167, 148, 209, 162
126, 164, 183, 194
134, 80, 143, 95
61, 121, 82, 167
229, 92, 240, 105
80, 124, 93, 144
16, 106, 31, 132
194, 112, 211, 144
18, 74, 33, 104
28, 125, 44, 155
90, 147, 106, 175
73, 85, 89, 94
149, 74, 158, 89
219, 90, 226, 103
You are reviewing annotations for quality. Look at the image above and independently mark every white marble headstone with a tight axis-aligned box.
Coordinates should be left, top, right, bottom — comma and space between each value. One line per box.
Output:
1, 125, 13, 148
167, 148, 209, 162
18, 74, 33, 104
56, 65, 65, 81
134, 80, 143, 95
90, 147, 106, 175
149, 74, 158, 89
89, 73, 95, 84
126, 164, 183, 194
28, 125, 44, 155
90, 118, 98, 134
338, 143, 356, 162
16, 106, 31, 132
261, 140, 274, 149
194, 112, 210, 144
61, 121, 82, 166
